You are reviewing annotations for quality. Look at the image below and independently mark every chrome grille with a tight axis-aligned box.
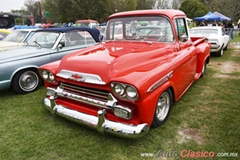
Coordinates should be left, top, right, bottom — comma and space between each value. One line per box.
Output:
60, 82, 109, 104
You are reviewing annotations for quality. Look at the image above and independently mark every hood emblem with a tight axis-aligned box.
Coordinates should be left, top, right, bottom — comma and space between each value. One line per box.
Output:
71, 74, 82, 79
57, 70, 106, 85
69, 74, 85, 82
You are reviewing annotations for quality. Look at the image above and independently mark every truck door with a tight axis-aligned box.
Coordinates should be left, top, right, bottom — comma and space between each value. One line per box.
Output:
173, 18, 197, 98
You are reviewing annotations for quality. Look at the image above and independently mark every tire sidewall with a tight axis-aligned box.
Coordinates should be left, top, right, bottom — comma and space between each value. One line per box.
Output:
216, 45, 223, 57
200, 60, 207, 78
12, 69, 41, 94
152, 88, 173, 128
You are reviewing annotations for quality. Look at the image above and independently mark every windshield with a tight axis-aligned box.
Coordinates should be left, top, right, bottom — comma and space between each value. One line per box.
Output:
26, 31, 60, 48
104, 16, 174, 42
4, 30, 29, 42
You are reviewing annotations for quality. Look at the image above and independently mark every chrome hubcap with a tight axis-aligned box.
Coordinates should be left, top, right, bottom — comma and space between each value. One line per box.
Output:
156, 92, 170, 121
19, 71, 39, 91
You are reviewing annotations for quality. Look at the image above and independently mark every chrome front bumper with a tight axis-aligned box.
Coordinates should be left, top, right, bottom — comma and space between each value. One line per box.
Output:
43, 96, 149, 138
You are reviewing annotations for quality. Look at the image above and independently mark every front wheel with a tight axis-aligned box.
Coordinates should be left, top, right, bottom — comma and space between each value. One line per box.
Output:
12, 69, 42, 94
152, 88, 173, 128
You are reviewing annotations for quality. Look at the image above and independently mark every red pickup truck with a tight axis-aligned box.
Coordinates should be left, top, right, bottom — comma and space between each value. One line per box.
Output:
39, 10, 211, 138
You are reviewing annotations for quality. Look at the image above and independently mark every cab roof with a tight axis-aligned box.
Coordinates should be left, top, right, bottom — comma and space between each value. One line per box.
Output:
107, 9, 186, 21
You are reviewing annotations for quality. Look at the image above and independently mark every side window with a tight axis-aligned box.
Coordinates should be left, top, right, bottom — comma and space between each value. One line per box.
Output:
109, 21, 123, 40
61, 31, 97, 47
174, 18, 188, 42
23, 31, 35, 42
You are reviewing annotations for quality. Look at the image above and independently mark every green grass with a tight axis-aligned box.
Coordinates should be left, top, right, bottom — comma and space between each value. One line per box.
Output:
230, 30, 240, 43
0, 46, 240, 160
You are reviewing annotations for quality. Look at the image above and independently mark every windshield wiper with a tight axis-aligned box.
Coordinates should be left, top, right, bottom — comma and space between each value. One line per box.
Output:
34, 41, 42, 48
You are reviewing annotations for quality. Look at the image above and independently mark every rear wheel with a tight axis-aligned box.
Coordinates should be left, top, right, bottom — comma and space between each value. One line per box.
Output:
12, 69, 41, 94
216, 45, 223, 57
152, 88, 173, 127
223, 43, 228, 50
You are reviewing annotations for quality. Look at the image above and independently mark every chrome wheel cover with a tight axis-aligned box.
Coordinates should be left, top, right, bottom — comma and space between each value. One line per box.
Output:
156, 92, 170, 121
19, 71, 39, 92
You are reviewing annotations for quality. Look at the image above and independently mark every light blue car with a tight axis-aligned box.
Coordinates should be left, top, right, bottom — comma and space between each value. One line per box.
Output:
0, 27, 101, 94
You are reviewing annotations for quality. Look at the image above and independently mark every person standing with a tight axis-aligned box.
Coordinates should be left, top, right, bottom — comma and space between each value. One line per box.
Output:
238, 19, 240, 35
212, 21, 217, 26
130, 21, 137, 36
227, 21, 234, 39
199, 21, 206, 26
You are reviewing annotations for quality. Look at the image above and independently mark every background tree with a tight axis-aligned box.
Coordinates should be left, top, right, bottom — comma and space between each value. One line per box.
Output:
153, 0, 171, 9
22, 0, 239, 25
24, 0, 44, 23
42, 0, 61, 23
207, 0, 240, 21
43, 0, 111, 23
136, 0, 154, 9
189, 0, 240, 21
107, 0, 137, 13
179, 0, 209, 19
11, 9, 31, 25
171, 0, 184, 9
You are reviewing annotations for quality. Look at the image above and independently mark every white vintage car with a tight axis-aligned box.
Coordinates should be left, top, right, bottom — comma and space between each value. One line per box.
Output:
190, 26, 230, 56
0, 28, 37, 52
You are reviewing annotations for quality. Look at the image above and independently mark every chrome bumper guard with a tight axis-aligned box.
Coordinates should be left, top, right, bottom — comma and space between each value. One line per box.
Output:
43, 97, 149, 138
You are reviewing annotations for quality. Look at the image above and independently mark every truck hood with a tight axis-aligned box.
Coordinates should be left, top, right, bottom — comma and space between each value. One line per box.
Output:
57, 41, 177, 83
0, 46, 50, 63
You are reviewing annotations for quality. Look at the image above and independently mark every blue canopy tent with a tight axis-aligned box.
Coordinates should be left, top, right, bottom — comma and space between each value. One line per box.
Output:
194, 11, 223, 21
212, 11, 231, 21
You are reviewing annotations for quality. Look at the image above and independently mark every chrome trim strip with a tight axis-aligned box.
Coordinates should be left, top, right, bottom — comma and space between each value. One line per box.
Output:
43, 97, 149, 138
60, 83, 108, 99
147, 71, 173, 92
57, 70, 106, 85
47, 86, 132, 119
48, 86, 115, 109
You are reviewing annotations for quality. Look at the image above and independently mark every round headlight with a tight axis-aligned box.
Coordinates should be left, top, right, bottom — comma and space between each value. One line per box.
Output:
42, 71, 48, 80
49, 72, 55, 81
126, 86, 138, 99
114, 83, 125, 96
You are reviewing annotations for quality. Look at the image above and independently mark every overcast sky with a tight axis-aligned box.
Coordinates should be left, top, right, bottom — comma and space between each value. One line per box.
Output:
0, 0, 25, 12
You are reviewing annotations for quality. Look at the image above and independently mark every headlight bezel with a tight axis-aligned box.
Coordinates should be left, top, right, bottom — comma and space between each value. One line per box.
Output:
39, 69, 56, 83
125, 86, 138, 100
111, 82, 139, 101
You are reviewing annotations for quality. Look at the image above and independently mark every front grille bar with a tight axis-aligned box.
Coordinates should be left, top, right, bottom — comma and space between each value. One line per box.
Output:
55, 83, 116, 109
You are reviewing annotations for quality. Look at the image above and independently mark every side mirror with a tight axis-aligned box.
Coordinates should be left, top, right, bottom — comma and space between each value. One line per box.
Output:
58, 44, 63, 49
180, 34, 188, 42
